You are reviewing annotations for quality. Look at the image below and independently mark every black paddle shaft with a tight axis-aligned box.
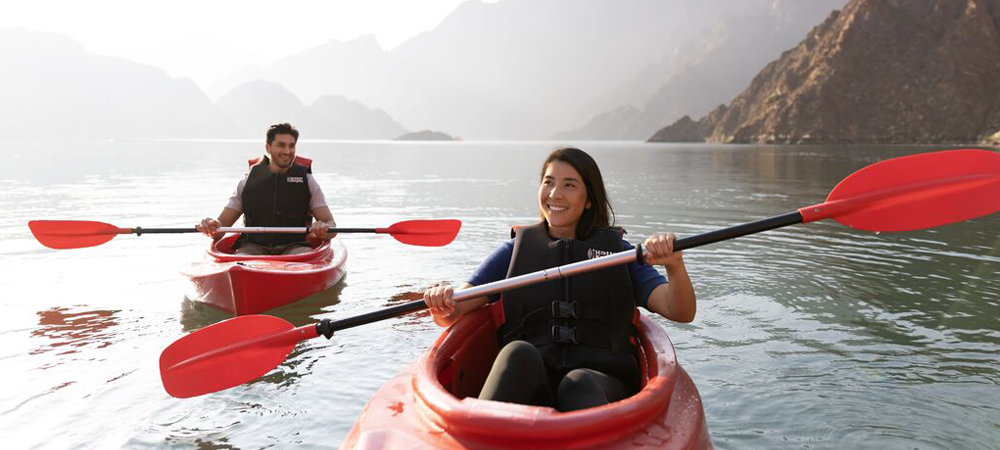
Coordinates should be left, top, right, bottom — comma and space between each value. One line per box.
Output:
314, 211, 804, 339
673, 211, 803, 251
131, 227, 198, 235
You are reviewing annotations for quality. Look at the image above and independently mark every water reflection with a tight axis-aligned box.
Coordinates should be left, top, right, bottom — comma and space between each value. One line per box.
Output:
384, 288, 434, 326
242, 345, 316, 391
30, 307, 119, 357
178, 299, 231, 333
179, 277, 348, 332
270, 278, 347, 327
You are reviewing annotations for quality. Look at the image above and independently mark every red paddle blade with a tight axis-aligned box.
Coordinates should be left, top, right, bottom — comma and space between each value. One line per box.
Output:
801, 149, 1000, 232
382, 219, 462, 246
160, 315, 310, 398
28, 220, 127, 249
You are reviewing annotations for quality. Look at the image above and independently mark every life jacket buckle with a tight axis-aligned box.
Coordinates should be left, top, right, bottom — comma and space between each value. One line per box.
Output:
551, 301, 578, 319
551, 325, 578, 344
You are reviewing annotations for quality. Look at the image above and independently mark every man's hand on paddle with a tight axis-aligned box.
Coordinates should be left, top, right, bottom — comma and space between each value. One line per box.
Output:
308, 221, 333, 240
196, 218, 223, 240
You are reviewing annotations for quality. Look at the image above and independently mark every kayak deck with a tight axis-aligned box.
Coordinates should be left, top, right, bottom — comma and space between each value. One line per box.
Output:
342, 304, 711, 449
181, 234, 347, 315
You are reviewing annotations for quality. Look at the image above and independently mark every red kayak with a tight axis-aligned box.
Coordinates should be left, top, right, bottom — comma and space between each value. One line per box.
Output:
341, 304, 711, 449
181, 234, 347, 315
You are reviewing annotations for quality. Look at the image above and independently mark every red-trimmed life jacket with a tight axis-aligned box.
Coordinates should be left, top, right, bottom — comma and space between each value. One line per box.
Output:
496, 222, 640, 389
236, 155, 313, 248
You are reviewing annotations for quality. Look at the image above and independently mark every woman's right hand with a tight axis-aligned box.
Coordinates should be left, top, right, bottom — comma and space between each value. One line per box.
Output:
196, 218, 221, 238
424, 283, 457, 321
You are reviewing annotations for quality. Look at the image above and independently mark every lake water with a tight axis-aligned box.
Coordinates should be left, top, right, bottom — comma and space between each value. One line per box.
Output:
1, 140, 998, 449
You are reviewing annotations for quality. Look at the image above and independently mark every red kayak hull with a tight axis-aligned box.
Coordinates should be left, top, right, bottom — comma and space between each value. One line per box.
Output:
341, 305, 711, 449
181, 234, 347, 315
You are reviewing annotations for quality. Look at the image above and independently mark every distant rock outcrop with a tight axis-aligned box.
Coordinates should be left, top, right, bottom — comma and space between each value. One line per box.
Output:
394, 130, 457, 141
649, 115, 710, 143
650, 0, 1000, 145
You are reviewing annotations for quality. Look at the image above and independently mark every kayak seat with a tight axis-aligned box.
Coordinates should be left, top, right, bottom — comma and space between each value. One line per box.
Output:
436, 311, 499, 399
208, 234, 330, 263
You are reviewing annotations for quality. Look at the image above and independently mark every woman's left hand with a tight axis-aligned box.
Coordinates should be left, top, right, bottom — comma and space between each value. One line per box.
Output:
643, 232, 684, 268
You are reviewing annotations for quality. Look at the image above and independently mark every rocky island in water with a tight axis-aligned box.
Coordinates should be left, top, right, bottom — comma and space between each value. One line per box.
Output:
395, 130, 459, 141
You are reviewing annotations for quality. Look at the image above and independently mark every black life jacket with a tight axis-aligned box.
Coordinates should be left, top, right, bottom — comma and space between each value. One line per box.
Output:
495, 222, 640, 389
235, 155, 313, 248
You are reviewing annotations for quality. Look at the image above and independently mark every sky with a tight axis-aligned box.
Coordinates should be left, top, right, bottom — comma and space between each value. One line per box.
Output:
2, 0, 487, 89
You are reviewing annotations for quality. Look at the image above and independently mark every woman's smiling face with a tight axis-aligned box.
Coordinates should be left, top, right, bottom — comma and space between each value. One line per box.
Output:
538, 160, 590, 239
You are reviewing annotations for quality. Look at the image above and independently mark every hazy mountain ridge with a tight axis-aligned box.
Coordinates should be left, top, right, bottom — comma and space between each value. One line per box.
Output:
0, 28, 408, 140
309, 95, 408, 139
555, 0, 847, 140
209, 0, 779, 139
7, 0, 977, 143
216, 81, 409, 139
209, 34, 387, 103
0, 28, 236, 139
651, 0, 1000, 145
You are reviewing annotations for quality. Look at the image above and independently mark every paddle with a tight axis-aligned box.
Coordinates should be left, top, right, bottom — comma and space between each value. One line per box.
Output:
160, 149, 1000, 398
27, 219, 462, 249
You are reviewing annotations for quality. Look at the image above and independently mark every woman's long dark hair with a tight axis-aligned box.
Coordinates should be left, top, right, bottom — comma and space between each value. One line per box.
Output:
539, 147, 615, 239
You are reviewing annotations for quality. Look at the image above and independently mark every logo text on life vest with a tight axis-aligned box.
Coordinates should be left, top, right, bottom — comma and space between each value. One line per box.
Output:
587, 249, 614, 259
287, 176, 305, 183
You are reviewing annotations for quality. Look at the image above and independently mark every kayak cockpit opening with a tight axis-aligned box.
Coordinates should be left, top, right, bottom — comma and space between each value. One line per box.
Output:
208, 234, 331, 263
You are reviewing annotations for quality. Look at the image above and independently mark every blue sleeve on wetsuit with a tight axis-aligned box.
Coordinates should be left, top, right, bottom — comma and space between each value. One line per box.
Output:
624, 240, 668, 310
467, 240, 515, 301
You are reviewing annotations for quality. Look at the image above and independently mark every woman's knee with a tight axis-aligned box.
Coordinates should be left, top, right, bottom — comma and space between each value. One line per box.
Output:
495, 340, 544, 369
556, 369, 627, 412
480, 341, 551, 404
558, 369, 604, 397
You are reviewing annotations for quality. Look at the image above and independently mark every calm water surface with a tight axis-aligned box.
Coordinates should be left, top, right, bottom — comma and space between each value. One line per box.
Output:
1, 140, 998, 449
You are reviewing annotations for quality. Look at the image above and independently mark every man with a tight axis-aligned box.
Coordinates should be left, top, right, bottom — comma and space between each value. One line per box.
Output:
196, 123, 337, 255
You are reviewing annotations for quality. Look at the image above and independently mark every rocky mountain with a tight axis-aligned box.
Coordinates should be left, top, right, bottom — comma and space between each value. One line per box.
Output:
556, 0, 847, 140
651, 0, 1000, 145
0, 28, 237, 139
209, 0, 776, 139
215, 81, 408, 139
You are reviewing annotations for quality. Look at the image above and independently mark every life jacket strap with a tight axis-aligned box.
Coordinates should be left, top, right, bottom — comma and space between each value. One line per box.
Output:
551, 325, 578, 345
551, 300, 607, 320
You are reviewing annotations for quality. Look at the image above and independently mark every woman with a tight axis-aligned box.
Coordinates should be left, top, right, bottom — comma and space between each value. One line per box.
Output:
424, 147, 696, 412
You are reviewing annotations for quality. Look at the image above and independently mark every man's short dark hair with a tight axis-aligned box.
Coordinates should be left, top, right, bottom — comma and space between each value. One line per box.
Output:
266, 123, 299, 144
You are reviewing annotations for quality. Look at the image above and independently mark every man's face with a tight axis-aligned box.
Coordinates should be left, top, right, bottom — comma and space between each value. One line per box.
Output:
265, 133, 297, 169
